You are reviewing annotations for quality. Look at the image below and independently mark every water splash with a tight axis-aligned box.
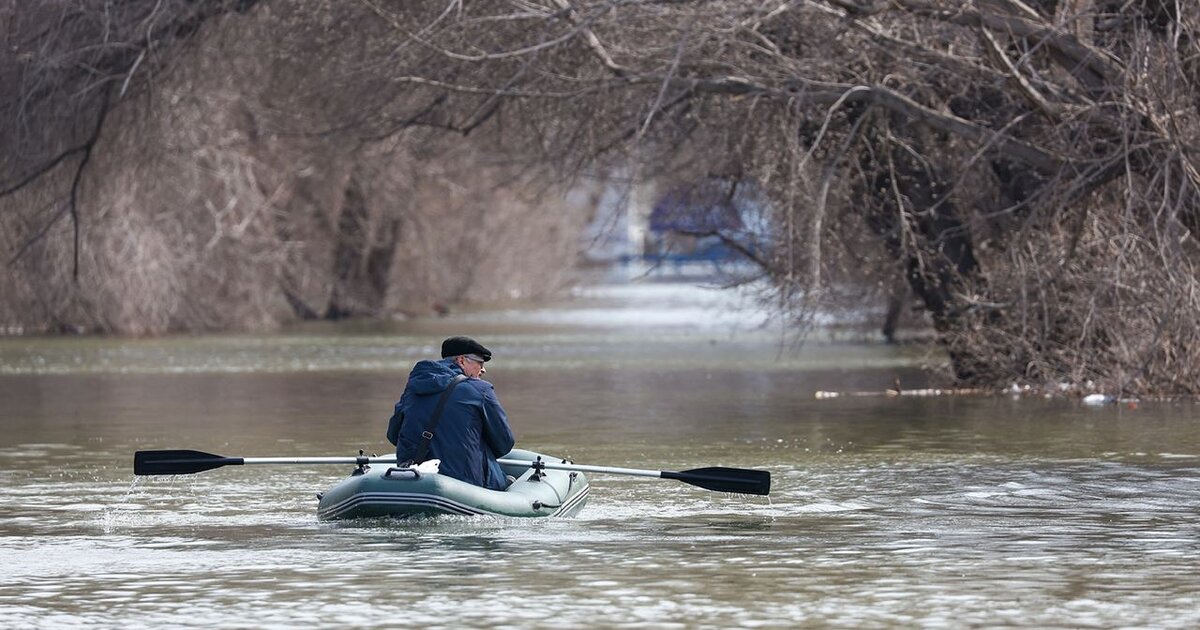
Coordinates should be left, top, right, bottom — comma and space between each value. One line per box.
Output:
98, 477, 144, 535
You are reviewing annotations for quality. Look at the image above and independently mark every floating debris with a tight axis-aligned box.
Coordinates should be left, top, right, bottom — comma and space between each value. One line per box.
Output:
1082, 394, 1114, 406
815, 388, 988, 399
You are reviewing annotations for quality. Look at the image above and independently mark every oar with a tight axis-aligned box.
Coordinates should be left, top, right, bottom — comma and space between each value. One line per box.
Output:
134, 449, 391, 476
134, 450, 771, 496
497, 458, 771, 496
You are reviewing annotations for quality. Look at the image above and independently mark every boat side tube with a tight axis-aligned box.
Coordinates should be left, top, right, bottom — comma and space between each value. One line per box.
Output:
317, 449, 589, 520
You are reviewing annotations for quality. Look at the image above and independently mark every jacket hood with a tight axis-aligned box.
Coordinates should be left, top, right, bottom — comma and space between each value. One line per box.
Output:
405, 358, 465, 395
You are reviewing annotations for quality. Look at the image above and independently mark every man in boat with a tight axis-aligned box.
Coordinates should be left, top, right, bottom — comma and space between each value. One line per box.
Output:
386, 336, 516, 490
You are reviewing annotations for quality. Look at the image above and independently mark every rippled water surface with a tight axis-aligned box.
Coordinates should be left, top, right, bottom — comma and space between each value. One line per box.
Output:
1, 283, 1198, 627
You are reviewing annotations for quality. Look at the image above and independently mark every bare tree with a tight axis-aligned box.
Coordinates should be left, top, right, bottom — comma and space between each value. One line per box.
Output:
348, 0, 1199, 394
1, 1, 587, 334
3, 0, 1197, 394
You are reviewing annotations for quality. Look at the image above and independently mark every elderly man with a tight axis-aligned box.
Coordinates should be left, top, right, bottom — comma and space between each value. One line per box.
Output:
386, 336, 515, 490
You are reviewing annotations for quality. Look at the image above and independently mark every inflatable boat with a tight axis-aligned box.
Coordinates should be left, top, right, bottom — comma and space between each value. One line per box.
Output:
315, 449, 590, 520
134, 447, 767, 520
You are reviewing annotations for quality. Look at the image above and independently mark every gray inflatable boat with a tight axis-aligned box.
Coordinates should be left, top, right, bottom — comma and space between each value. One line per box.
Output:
316, 449, 590, 520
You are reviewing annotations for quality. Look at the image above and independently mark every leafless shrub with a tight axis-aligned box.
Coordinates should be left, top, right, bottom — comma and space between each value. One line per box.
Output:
1, 0, 587, 334
4, 0, 1198, 394
343, 0, 1200, 394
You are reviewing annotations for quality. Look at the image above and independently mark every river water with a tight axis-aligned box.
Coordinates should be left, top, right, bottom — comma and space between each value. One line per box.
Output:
1, 282, 1198, 627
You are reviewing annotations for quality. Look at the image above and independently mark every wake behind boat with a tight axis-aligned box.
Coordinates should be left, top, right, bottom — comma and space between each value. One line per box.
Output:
316, 448, 589, 519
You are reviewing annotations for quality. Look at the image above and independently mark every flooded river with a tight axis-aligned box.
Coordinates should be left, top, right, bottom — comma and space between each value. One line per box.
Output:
1, 283, 1198, 627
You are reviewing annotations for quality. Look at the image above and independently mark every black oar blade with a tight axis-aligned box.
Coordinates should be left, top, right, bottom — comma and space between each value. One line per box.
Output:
134, 450, 243, 476
664, 467, 771, 496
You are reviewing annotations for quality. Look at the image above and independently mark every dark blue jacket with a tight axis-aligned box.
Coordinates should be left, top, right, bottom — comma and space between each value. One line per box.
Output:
386, 358, 515, 491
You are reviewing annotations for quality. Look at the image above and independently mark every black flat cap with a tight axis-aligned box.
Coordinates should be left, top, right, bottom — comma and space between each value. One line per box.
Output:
441, 336, 492, 362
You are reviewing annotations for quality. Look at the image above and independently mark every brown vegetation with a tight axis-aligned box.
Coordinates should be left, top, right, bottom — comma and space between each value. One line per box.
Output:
338, 0, 1198, 395
1, 1, 587, 334
3, 1, 1198, 394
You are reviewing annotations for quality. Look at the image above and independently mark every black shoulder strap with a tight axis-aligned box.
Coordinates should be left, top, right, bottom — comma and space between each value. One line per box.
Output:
412, 374, 469, 464
385, 409, 404, 447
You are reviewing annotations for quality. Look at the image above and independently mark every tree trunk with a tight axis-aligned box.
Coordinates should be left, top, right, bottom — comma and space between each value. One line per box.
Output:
859, 127, 984, 380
